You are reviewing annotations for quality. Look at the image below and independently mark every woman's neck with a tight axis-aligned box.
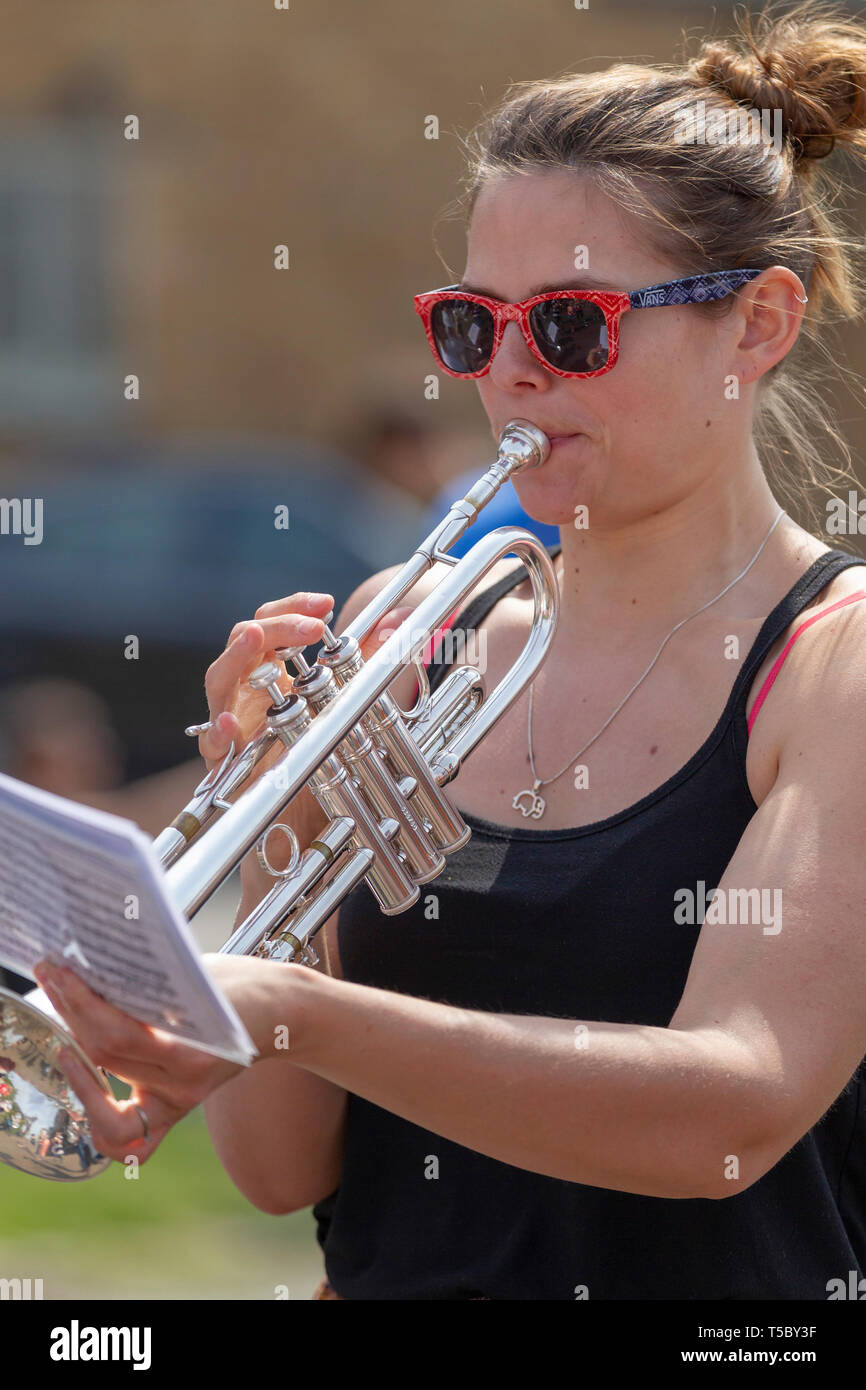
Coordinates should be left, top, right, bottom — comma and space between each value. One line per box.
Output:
552, 465, 790, 641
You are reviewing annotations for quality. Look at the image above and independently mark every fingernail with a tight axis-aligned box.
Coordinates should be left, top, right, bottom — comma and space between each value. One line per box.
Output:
298, 617, 321, 637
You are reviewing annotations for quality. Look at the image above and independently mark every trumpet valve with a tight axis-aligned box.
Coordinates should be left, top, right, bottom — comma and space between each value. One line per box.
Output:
319, 609, 341, 653
275, 644, 314, 679
248, 660, 291, 708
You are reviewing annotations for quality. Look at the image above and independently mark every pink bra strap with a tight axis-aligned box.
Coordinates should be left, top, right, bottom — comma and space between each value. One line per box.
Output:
421, 608, 460, 664
747, 589, 866, 736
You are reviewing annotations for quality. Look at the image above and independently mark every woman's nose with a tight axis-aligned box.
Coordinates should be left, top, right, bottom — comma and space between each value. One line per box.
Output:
489, 319, 549, 388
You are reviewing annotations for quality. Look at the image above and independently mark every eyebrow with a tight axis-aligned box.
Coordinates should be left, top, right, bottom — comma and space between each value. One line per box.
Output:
457, 275, 621, 298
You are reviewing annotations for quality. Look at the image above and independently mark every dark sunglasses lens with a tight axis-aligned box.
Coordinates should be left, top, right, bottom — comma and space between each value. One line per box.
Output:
430, 299, 495, 375
529, 299, 609, 373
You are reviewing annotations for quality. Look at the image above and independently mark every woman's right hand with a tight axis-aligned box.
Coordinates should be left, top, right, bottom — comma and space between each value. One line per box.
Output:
196, 589, 414, 906
198, 591, 335, 777
194, 591, 333, 906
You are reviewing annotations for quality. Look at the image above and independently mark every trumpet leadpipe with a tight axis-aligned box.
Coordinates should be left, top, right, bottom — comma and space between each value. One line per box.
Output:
342, 419, 549, 649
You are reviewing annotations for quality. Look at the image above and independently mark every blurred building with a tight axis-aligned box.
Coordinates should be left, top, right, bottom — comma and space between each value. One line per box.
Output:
6, 1, 861, 455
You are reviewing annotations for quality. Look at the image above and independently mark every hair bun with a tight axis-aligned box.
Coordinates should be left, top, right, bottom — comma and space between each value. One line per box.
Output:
689, 7, 866, 167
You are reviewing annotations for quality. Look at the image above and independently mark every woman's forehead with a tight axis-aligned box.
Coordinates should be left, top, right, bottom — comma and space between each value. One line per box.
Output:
466, 174, 666, 294
468, 168, 602, 237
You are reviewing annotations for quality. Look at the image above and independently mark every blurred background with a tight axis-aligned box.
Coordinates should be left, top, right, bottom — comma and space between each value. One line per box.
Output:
0, 0, 864, 1299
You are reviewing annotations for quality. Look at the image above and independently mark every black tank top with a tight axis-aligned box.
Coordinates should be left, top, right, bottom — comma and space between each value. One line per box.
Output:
314, 544, 866, 1299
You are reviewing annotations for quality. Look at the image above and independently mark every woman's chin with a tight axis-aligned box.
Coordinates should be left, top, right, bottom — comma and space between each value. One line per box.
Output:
514, 435, 595, 522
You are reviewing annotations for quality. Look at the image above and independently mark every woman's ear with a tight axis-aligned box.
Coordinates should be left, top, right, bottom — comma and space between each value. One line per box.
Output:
733, 266, 808, 386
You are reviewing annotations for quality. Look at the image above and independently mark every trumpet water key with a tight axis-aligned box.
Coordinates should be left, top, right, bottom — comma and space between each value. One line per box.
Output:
0, 419, 558, 1182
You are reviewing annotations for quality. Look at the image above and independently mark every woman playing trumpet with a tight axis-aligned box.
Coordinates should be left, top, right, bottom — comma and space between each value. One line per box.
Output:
35, 3, 866, 1299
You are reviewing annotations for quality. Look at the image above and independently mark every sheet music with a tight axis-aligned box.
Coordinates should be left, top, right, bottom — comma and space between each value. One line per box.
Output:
0, 772, 257, 1066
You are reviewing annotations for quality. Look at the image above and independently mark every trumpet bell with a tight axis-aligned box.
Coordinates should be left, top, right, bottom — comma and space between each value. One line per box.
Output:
0, 986, 113, 1181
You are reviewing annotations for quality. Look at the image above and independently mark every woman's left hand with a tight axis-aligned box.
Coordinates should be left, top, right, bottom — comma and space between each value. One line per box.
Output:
31, 952, 283, 1165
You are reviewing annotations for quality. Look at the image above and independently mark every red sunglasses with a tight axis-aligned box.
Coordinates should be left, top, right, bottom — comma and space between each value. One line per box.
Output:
414, 269, 764, 380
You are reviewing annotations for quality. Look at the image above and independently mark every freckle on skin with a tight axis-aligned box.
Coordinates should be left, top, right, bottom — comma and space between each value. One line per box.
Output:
706, 419, 711, 427
649, 744, 658, 755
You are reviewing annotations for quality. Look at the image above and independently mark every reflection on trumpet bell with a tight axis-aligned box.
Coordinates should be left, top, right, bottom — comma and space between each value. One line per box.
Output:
0, 986, 112, 1181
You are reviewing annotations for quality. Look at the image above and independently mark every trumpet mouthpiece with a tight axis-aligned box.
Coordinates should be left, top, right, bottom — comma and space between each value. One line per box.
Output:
497, 420, 551, 473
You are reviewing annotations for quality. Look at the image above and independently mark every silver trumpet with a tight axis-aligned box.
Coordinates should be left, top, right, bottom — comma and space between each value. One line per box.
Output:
0, 419, 557, 1182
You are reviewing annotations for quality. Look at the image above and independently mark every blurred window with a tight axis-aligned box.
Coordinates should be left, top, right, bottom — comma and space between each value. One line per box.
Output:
0, 121, 118, 427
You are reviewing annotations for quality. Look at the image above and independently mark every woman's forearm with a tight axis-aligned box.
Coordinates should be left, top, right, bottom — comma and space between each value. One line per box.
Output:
273, 966, 783, 1200
202, 877, 344, 1215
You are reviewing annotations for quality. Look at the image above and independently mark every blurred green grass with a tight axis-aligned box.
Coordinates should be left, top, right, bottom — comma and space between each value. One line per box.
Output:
0, 1107, 324, 1298
2, 1106, 254, 1234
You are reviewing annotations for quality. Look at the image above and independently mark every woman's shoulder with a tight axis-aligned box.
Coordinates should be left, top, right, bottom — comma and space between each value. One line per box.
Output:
747, 528, 866, 697
744, 534, 866, 803
775, 533, 866, 625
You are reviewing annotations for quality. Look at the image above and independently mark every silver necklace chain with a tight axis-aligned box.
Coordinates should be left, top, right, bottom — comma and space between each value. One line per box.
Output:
513, 508, 787, 820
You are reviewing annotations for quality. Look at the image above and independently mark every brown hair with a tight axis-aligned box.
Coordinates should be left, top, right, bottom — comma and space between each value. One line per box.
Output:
453, 2, 866, 535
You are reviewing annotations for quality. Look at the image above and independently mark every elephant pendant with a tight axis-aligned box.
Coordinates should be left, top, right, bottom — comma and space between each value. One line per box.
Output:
512, 782, 546, 819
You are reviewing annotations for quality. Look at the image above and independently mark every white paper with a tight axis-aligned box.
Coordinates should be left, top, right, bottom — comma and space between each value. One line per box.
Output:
0, 772, 257, 1066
